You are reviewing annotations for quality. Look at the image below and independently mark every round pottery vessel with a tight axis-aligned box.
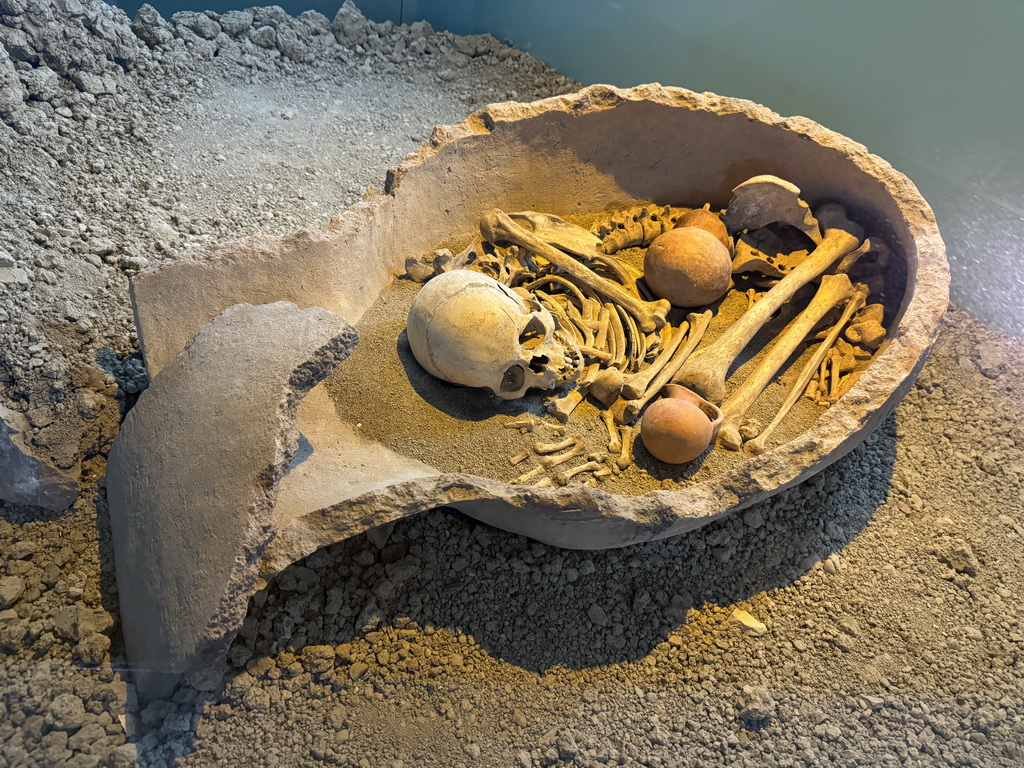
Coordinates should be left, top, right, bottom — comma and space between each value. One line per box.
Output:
131, 83, 949, 557
641, 385, 724, 464
118, 84, 949, 684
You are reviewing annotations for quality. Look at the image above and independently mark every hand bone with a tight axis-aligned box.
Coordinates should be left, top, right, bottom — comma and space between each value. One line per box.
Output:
745, 284, 868, 455
674, 203, 863, 404
717, 273, 856, 450
480, 209, 670, 333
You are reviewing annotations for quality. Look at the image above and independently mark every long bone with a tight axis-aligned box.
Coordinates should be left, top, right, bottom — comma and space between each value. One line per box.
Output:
541, 443, 585, 468
480, 209, 671, 333
745, 285, 868, 455
716, 273, 856, 451
556, 461, 603, 486
674, 203, 863, 404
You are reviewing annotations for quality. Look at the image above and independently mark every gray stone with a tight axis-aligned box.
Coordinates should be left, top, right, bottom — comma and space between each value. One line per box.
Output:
331, 0, 369, 47
739, 685, 775, 722
107, 302, 356, 695
276, 26, 309, 62
0, 405, 79, 510
218, 10, 254, 36
18, 65, 60, 102
46, 692, 86, 732
130, 4, 173, 48
249, 25, 277, 49
0, 49, 27, 120
0, 576, 24, 609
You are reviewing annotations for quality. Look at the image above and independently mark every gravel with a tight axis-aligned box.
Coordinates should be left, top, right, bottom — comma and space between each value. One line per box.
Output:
1, 1, 1023, 767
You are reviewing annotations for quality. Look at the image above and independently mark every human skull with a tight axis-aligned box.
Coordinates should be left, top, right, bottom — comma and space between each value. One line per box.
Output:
407, 270, 583, 399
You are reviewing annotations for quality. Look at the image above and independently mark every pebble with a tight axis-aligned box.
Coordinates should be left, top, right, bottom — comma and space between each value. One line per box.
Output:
731, 609, 768, 637
0, 575, 25, 609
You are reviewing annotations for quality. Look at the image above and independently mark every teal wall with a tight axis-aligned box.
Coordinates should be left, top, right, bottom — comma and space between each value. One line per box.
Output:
112, 1, 1024, 333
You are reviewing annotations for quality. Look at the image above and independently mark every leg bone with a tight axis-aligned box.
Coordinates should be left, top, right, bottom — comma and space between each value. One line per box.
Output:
718, 274, 856, 450
746, 286, 867, 454
674, 203, 863, 404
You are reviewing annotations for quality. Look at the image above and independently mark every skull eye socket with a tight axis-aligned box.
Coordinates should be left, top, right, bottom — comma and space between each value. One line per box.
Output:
499, 364, 526, 394
518, 315, 548, 350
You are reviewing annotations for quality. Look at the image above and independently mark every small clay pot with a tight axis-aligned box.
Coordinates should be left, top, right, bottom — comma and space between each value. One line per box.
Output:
674, 208, 731, 249
643, 227, 732, 307
640, 384, 724, 464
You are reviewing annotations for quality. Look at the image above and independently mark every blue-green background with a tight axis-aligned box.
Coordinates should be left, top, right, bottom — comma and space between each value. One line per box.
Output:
110, 1, 1024, 334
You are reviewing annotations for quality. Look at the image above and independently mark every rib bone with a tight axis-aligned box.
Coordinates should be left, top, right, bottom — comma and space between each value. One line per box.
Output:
621, 322, 685, 399
674, 203, 863, 404
619, 310, 712, 424
717, 273, 856, 450
480, 209, 671, 333
745, 286, 868, 455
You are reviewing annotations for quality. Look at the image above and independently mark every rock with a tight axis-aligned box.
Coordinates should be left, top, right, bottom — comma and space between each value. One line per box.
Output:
131, 4, 174, 48
0, 576, 24, 609
276, 26, 309, 62
938, 540, 980, 576
836, 615, 861, 637
219, 10, 254, 36
53, 604, 79, 641
0, 405, 79, 511
106, 302, 356, 696
74, 633, 111, 666
348, 661, 368, 681
0, 609, 27, 653
18, 65, 61, 102
172, 11, 220, 41
731, 609, 768, 637
0, 48, 27, 121
249, 26, 277, 49
587, 603, 609, 627
859, 694, 886, 711
739, 685, 775, 723
108, 744, 139, 768
46, 692, 86, 733
301, 645, 335, 675
331, 0, 369, 47
0, 266, 28, 284
0, 0, 27, 14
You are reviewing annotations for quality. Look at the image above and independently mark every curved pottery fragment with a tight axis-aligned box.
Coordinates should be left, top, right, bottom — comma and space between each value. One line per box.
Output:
117, 84, 947, 690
